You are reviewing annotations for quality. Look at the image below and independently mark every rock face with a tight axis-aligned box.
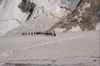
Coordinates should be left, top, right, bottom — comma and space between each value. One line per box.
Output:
47, 0, 100, 32
18, 0, 36, 14
18, 0, 31, 13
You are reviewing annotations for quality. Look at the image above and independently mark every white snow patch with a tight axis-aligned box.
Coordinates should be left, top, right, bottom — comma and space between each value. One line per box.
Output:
78, 7, 86, 17
82, 2, 91, 10
69, 26, 81, 32
78, 18, 82, 22
96, 23, 100, 30
74, 15, 78, 19
54, 28, 66, 33
74, 15, 82, 22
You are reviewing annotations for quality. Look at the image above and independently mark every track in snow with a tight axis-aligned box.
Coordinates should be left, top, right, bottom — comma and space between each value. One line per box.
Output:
0, 30, 99, 62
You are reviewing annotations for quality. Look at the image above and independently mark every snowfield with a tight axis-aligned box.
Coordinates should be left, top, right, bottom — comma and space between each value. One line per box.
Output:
0, 30, 99, 65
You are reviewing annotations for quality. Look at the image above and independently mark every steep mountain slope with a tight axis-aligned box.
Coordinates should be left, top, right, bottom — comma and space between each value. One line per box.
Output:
0, 0, 99, 36
0, 0, 81, 36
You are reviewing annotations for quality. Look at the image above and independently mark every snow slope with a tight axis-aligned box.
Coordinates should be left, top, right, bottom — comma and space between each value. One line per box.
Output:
0, 0, 28, 36
0, 30, 99, 62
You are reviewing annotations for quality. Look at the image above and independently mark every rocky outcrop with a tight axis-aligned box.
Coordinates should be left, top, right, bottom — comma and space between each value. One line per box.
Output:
18, 0, 32, 13
47, 0, 100, 32
18, 0, 36, 20
78, 0, 100, 31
